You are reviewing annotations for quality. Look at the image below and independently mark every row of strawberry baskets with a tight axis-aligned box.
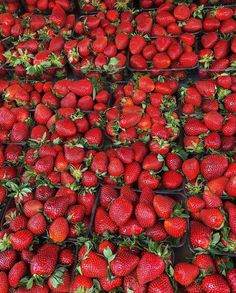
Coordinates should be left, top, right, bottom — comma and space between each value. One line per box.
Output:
0, 2, 236, 81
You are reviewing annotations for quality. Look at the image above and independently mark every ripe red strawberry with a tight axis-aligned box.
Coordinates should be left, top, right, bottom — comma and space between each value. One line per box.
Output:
119, 218, 144, 236
138, 170, 159, 189
124, 272, 147, 292
195, 80, 216, 98
49, 4, 66, 27
99, 276, 122, 291
135, 202, 156, 228
207, 176, 228, 197
200, 208, 224, 230
44, 196, 69, 219
200, 155, 228, 180
226, 269, 236, 292
174, 262, 200, 286
99, 185, 118, 209
148, 273, 174, 293
0, 107, 16, 130
228, 207, 236, 234
95, 207, 118, 235
137, 251, 165, 285
9, 215, 28, 232
8, 260, 28, 287
111, 250, 139, 277
162, 170, 183, 189
116, 146, 134, 164
0, 248, 17, 271
119, 112, 142, 129
49, 217, 69, 243
164, 218, 187, 238
108, 158, 124, 177
203, 111, 224, 131
153, 195, 176, 219
190, 220, 212, 250
184, 118, 208, 136
71, 275, 93, 292
225, 176, 236, 197
193, 254, 216, 274
146, 222, 168, 242
27, 213, 47, 235
34, 156, 54, 175
79, 246, 108, 278
182, 158, 200, 181
10, 229, 33, 251
124, 161, 141, 185
129, 35, 147, 54
84, 128, 103, 146
0, 271, 8, 292
91, 152, 108, 174
55, 119, 77, 137
109, 197, 133, 226
30, 243, 59, 276
202, 274, 230, 293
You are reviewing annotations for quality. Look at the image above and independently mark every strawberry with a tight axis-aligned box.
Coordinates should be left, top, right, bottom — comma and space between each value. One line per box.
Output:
0, 271, 8, 292
30, 243, 59, 276
162, 170, 183, 189
124, 161, 141, 185
10, 229, 33, 251
124, 272, 147, 292
193, 254, 216, 274
44, 196, 69, 220
226, 269, 236, 292
71, 275, 93, 292
109, 196, 133, 226
49, 5, 66, 27
200, 208, 224, 230
225, 176, 236, 197
119, 218, 144, 236
203, 111, 224, 131
111, 250, 139, 277
0, 249, 17, 271
138, 170, 159, 189
79, 246, 108, 278
164, 217, 187, 238
202, 274, 230, 293
228, 207, 236, 234
129, 35, 147, 55
182, 158, 199, 181
153, 195, 176, 219
174, 262, 200, 286
99, 276, 122, 291
99, 185, 118, 209
135, 202, 156, 228
8, 261, 28, 288
200, 155, 228, 180
137, 251, 165, 284
49, 217, 69, 243
190, 220, 212, 250
95, 207, 118, 235
148, 273, 174, 293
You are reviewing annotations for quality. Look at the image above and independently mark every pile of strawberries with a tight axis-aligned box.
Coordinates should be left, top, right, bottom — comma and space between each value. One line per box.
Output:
0, 0, 235, 292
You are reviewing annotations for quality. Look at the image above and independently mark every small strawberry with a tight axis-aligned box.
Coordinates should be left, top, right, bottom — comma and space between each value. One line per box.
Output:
0, 271, 9, 292
8, 261, 28, 287
174, 262, 200, 286
148, 273, 174, 293
49, 217, 69, 243
111, 250, 139, 277
137, 251, 165, 284
202, 274, 230, 293
109, 196, 133, 226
